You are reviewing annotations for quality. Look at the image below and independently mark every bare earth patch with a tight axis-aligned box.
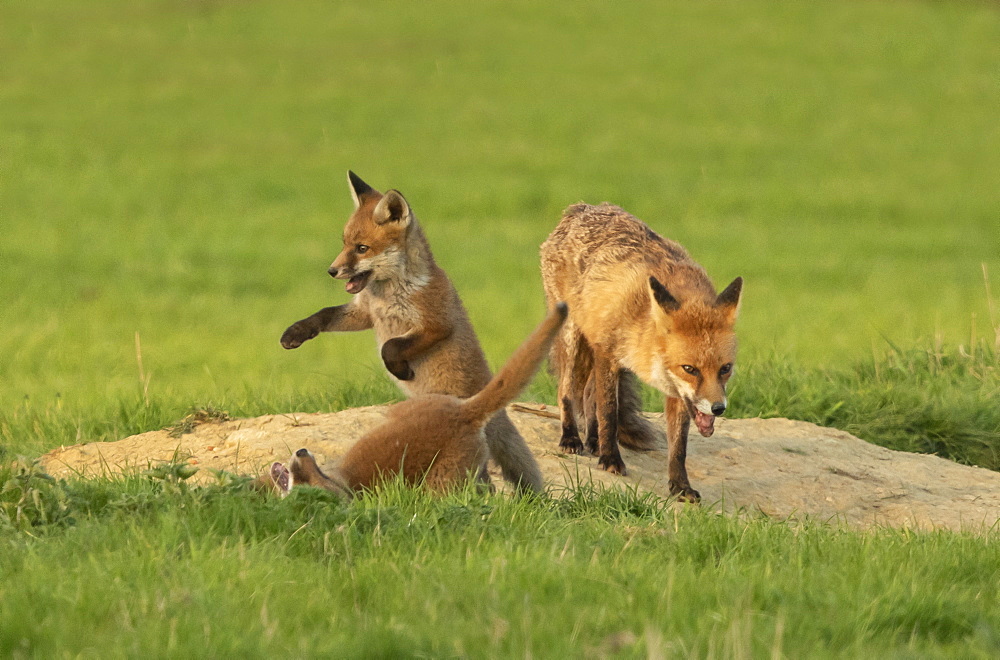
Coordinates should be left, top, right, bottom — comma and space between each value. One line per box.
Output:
39, 404, 1000, 532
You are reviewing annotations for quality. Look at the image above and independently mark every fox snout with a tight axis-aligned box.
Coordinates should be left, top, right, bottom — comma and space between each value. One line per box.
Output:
690, 392, 729, 438
328, 257, 354, 279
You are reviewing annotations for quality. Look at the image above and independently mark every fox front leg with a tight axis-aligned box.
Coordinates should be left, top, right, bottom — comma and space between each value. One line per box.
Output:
380, 325, 452, 381
665, 396, 700, 503
280, 304, 373, 349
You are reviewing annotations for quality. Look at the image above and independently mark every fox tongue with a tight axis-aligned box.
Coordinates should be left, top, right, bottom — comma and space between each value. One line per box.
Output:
345, 272, 369, 294
694, 411, 716, 437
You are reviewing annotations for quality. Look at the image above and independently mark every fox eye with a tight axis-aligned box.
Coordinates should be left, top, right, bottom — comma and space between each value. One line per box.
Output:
719, 363, 733, 376
356, 244, 369, 254
681, 365, 700, 376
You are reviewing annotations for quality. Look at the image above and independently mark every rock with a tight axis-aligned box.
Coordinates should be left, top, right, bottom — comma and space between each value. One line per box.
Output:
38, 404, 1000, 532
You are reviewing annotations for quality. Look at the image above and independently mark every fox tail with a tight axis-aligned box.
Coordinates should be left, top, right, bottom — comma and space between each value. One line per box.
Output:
461, 303, 568, 425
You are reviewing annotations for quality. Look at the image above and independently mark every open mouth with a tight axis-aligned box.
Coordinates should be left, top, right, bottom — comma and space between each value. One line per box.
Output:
690, 406, 717, 437
345, 270, 372, 294
269, 462, 290, 496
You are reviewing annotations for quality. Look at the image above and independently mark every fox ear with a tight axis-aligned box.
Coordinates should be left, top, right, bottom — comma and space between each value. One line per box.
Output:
372, 190, 411, 226
347, 171, 378, 208
715, 277, 743, 321
649, 276, 681, 312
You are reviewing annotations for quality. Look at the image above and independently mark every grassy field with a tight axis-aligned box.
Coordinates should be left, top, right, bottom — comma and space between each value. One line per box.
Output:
2, 0, 1000, 655
4, 468, 1000, 657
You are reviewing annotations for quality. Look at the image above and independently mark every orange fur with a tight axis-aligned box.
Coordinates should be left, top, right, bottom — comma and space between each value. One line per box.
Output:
281, 172, 543, 492
540, 203, 742, 501
279, 305, 567, 497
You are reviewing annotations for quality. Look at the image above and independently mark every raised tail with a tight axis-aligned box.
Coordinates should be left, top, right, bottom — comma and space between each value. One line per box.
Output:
461, 303, 568, 424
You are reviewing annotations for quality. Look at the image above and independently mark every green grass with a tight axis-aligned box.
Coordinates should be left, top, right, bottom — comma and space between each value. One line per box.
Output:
3, 467, 1000, 657
2, 0, 1000, 655
2, 0, 999, 413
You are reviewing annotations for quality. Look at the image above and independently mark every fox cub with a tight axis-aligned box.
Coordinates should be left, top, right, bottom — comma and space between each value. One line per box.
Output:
541, 203, 742, 501
280, 172, 543, 492
266, 305, 567, 498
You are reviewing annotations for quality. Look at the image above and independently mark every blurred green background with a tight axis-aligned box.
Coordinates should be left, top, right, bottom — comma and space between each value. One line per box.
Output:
2, 1, 998, 430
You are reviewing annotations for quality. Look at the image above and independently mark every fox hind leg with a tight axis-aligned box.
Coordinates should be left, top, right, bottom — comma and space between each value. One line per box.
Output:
592, 350, 626, 475
582, 374, 599, 455
552, 326, 586, 455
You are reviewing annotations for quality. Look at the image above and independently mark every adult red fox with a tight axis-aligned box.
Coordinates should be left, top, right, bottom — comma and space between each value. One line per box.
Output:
266, 304, 567, 497
280, 172, 543, 492
540, 203, 742, 501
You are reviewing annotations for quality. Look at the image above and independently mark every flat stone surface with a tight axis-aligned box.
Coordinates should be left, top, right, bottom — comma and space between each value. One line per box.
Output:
39, 404, 1000, 532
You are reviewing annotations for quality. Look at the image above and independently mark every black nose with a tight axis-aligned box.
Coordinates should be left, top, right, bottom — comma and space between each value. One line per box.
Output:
711, 403, 726, 416
295, 448, 310, 458
328, 266, 338, 277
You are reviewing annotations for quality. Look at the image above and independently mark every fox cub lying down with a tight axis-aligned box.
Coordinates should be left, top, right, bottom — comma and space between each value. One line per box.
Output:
261, 304, 567, 497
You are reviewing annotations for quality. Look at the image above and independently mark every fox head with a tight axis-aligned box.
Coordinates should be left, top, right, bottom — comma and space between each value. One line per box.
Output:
646, 275, 743, 437
327, 171, 417, 294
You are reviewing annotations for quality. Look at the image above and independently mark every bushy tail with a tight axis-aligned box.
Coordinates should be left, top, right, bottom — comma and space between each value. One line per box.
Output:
462, 303, 568, 424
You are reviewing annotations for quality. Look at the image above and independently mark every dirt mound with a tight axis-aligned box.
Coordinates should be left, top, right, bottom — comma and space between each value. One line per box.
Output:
39, 404, 1000, 532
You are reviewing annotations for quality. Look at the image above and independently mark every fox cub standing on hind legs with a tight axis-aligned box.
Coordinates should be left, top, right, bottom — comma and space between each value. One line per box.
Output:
264, 304, 567, 498
540, 203, 743, 502
280, 172, 544, 493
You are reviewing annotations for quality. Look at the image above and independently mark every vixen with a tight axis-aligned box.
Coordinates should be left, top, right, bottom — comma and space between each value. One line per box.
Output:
280, 172, 544, 493
265, 304, 567, 497
540, 203, 742, 501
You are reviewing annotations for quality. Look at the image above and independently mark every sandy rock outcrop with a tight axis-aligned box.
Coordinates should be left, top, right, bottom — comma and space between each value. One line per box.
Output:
39, 404, 1000, 532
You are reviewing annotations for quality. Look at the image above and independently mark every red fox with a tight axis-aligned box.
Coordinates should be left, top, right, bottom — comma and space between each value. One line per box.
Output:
265, 305, 567, 497
280, 172, 544, 493
540, 203, 742, 502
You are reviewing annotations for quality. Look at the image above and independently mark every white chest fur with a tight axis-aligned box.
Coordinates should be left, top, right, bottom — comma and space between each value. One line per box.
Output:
362, 280, 425, 344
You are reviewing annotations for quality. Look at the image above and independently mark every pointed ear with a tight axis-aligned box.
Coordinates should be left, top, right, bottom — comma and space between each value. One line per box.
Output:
347, 171, 377, 208
649, 276, 681, 312
372, 190, 411, 226
715, 277, 743, 321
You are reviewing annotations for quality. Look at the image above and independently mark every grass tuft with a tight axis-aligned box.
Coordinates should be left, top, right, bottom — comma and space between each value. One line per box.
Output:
164, 406, 232, 438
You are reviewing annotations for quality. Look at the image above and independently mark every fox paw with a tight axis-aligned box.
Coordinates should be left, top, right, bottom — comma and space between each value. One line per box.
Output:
668, 482, 701, 503
559, 434, 585, 455
380, 339, 415, 380
280, 322, 318, 349
598, 453, 627, 476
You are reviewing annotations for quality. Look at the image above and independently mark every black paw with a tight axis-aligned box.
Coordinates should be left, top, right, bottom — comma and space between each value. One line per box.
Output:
668, 482, 701, 503
598, 452, 627, 476
559, 433, 585, 455
280, 322, 318, 349
380, 339, 415, 380
384, 359, 415, 381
